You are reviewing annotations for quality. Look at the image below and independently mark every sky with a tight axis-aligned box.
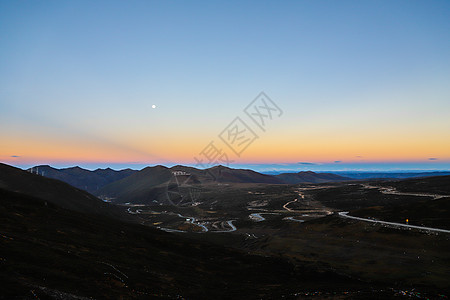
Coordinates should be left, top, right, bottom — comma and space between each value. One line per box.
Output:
1, 0, 450, 171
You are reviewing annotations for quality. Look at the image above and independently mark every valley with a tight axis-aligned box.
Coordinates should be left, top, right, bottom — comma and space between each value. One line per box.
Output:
114, 174, 450, 297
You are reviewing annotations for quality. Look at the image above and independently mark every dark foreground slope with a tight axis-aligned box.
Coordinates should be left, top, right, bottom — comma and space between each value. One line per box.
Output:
0, 188, 367, 299
353, 195, 450, 230
0, 163, 129, 221
354, 176, 450, 229
28, 165, 137, 193
336, 171, 450, 180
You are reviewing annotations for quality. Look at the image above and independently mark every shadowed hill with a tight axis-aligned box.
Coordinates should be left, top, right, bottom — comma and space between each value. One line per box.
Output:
96, 165, 284, 204
275, 171, 351, 184
353, 195, 450, 230
166, 165, 283, 184
379, 175, 450, 195
30, 164, 353, 203
96, 165, 354, 204
207, 165, 284, 184
0, 163, 130, 221
352, 175, 450, 229
27, 165, 136, 193
96, 165, 174, 204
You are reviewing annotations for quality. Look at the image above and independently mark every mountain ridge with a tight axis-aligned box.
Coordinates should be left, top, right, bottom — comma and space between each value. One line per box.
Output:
275, 171, 352, 184
95, 165, 348, 204
27, 164, 137, 193
24, 164, 353, 204
0, 163, 131, 221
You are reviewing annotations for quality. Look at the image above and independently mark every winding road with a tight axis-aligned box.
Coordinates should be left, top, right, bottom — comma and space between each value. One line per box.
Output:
213, 220, 237, 233
282, 193, 305, 211
159, 214, 236, 234
249, 213, 280, 222
283, 216, 305, 222
249, 213, 265, 222
176, 213, 209, 232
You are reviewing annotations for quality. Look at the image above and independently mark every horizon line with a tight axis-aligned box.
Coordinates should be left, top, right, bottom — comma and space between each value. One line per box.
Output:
7, 161, 450, 174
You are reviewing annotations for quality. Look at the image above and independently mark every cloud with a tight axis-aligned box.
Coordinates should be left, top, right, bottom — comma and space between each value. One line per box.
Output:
297, 162, 317, 165
334, 160, 342, 163
10, 155, 20, 158
428, 157, 438, 161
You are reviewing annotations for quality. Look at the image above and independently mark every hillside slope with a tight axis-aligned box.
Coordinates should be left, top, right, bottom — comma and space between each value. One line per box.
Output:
96, 165, 173, 203
207, 165, 284, 184
97, 165, 355, 204
97, 165, 284, 204
379, 175, 450, 195
0, 163, 129, 221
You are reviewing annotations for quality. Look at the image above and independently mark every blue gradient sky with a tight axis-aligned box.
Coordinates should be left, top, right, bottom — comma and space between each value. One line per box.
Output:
1, 1, 450, 171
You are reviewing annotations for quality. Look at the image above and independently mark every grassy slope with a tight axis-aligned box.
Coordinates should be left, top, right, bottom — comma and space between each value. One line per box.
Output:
353, 196, 450, 229
252, 215, 450, 292
0, 188, 366, 299
379, 175, 450, 195
96, 166, 173, 203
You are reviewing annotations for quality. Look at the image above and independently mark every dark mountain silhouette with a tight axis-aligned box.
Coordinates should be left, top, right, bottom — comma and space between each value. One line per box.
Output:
97, 165, 285, 204
22, 163, 354, 205
96, 165, 355, 204
162, 165, 283, 184
27, 165, 136, 193
30, 165, 353, 200
275, 171, 351, 184
0, 163, 130, 221
207, 165, 284, 183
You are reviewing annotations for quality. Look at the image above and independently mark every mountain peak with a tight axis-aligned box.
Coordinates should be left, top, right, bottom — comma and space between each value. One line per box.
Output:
62, 166, 87, 171
299, 171, 316, 174
208, 165, 231, 170
94, 167, 114, 171
275, 171, 351, 184
143, 165, 168, 171
29, 164, 53, 170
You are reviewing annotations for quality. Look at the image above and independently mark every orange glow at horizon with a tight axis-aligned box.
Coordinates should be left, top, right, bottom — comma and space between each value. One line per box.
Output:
3, 129, 449, 167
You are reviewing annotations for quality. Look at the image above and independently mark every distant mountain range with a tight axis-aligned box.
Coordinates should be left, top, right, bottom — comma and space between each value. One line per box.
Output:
27, 165, 136, 194
25, 164, 450, 205
21, 164, 351, 205
96, 165, 287, 204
